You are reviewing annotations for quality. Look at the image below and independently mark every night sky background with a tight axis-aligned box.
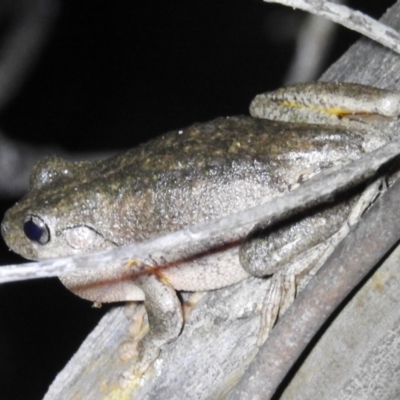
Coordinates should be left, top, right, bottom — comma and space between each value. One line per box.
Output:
0, 1, 396, 398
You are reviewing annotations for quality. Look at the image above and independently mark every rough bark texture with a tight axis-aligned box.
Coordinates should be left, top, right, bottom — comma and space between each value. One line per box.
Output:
44, 2, 400, 399
280, 245, 400, 400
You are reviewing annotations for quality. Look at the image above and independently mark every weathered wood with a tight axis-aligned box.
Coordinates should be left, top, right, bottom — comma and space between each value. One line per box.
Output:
280, 241, 400, 400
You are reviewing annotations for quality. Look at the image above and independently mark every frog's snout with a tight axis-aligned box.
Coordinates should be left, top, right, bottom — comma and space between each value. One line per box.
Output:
1, 212, 11, 245
0, 209, 37, 260
1, 211, 19, 253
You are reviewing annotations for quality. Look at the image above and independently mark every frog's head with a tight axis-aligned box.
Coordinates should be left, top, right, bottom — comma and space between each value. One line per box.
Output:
1, 156, 118, 260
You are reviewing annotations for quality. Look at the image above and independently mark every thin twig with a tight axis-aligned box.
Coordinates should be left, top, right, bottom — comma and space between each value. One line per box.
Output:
265, 0, 400, 55
1, 135, 400, 284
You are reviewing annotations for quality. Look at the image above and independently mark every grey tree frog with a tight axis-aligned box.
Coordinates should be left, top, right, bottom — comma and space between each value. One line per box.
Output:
2, 82, 400, 385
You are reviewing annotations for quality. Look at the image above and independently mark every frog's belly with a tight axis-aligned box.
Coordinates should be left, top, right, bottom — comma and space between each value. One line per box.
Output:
162, 246, 250, 291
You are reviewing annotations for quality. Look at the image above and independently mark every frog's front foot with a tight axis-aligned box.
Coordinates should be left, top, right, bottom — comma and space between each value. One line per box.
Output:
118, 338, 161, 389
118, 273, 184, 388
118, 303, 148, 361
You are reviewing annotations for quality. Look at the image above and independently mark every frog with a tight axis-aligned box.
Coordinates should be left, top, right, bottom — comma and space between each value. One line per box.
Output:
2, 82, 400, 386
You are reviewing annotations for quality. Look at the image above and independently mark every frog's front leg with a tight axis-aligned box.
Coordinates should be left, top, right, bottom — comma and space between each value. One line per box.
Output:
118, 271, 183, 387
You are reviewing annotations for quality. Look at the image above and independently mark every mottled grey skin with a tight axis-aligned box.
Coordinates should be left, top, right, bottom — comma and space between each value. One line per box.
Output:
1, 83, 397, 382
1, 116, 388, 264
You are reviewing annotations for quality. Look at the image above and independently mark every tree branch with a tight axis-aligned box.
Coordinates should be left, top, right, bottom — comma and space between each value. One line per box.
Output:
265, 0, 400, 55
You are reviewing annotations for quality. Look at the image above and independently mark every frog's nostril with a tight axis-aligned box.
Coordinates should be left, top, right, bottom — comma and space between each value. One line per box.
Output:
1, 218, 9, 236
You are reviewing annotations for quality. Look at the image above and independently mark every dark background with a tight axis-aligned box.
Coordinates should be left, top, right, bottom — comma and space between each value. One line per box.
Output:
0, 1, 396, 398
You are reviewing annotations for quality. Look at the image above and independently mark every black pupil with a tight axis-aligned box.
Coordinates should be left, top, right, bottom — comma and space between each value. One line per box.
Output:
23, 219, 45, 242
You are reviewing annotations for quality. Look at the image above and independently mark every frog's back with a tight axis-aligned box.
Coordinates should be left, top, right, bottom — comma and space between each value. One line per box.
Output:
95, 115, 378, 190
7, 116, 388, 248
82, 116, 385, 244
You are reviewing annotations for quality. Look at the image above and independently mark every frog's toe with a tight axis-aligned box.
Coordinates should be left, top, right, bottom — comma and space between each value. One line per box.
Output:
257, 272, 296, 346
119, 339, 141, 361
118, 303, 148, 362
118, 337, 164, 388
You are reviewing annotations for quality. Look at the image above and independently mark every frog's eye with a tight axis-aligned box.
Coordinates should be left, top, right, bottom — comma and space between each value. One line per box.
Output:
23, 215, 50, 245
